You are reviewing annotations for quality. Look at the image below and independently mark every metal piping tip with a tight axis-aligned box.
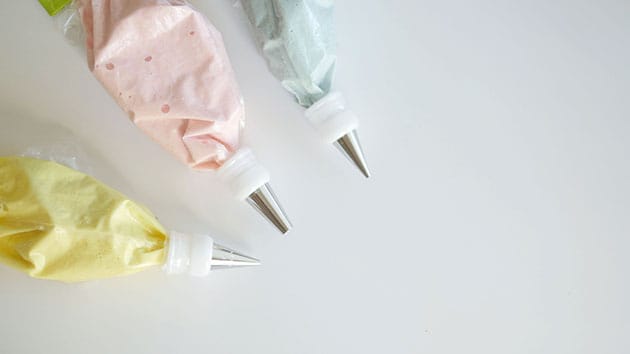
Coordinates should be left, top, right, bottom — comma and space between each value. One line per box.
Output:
247, 183, 292, 234
211, 243, 261, 270
335, 130, 370, 178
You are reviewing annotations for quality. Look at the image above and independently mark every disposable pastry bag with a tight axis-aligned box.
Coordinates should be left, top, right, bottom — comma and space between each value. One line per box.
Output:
0, 156, 259, 282
37, 0, 292, 234
241, 0, 370, 177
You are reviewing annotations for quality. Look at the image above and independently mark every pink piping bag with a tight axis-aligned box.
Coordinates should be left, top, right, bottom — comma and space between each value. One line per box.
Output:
41, 0, 291, 234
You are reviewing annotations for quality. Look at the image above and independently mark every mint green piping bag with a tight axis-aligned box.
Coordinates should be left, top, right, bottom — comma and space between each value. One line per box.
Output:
241, 0, 370, 177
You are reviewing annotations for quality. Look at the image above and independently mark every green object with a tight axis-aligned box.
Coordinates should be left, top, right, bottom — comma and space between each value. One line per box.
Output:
38, 0, 72, 16
241, 0, 336, 107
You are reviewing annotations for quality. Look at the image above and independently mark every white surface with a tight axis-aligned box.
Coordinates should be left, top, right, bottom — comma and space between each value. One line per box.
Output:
0, 1, 629, 353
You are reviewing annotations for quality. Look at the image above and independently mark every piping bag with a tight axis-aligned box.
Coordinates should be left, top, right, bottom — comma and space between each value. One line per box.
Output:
0, 155, 260, 282
38, 0, 292, 234
240, 0, 370, 178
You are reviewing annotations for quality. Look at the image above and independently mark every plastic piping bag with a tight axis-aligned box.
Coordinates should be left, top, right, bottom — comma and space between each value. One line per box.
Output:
37, 0, 291, 234
241, 0, 370, 177
0, 155, 259, 282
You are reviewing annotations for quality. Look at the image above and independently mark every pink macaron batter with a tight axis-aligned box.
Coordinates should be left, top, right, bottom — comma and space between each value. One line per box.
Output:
78, 0, 244, 169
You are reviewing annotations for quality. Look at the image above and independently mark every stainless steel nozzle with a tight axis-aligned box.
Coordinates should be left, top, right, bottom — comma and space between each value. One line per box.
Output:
211, 243, 261, 270
247, 183, 292, 234
335, 129, 370, 178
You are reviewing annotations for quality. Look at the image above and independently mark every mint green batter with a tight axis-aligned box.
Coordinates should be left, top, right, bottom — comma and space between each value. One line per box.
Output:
241, 0, 336, 107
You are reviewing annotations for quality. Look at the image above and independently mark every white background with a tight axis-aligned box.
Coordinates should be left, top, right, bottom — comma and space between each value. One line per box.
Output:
0, 1, 629, 353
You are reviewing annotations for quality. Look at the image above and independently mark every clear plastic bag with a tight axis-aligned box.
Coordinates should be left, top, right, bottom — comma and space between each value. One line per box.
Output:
0, 114, 93, 174
52, 2, 85, 46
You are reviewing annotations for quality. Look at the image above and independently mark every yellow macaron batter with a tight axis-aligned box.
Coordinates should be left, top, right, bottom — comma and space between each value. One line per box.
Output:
0, 156, 167, 282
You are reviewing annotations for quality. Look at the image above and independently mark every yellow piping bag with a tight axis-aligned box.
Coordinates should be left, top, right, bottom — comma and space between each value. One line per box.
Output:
0, 156, 259, 282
